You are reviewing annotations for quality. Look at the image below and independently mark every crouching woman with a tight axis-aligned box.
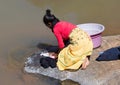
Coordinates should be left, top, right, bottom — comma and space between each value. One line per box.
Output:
43, 9, 93, 70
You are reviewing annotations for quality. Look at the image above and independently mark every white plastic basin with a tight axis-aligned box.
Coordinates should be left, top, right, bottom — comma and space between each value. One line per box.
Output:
77, 23, 105, 48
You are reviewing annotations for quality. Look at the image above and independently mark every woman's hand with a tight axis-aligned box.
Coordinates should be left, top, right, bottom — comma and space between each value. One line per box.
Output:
49, 52, 58, 59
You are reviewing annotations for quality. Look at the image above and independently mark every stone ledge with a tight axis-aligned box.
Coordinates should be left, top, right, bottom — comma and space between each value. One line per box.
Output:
24, 35, 120, 85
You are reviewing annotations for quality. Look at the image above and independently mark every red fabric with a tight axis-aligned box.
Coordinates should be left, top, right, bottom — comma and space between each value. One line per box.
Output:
53, 21, 77, 49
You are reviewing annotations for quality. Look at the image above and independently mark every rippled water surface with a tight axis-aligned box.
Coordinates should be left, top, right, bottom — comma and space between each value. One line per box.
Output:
0, 0, 120, 85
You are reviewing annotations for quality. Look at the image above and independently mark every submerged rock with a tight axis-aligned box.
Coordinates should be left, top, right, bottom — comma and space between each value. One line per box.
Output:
24, 35, 120, 85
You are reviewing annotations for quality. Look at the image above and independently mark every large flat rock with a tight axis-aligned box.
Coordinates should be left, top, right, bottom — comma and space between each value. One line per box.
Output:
24, 35, 120, 85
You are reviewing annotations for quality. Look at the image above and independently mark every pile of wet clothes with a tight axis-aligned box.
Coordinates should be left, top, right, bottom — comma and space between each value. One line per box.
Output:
36, 45, 59, 68
39, 51, 57, 69
96, 46, 120, 61
40, 57, 57, 68
37, 41, 70, 69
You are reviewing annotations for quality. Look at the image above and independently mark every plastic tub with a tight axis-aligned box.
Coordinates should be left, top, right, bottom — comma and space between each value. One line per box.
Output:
77, 23, 105, 48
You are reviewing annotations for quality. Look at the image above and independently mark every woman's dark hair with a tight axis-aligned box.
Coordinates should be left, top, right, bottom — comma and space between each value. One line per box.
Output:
43, 9, 60, 30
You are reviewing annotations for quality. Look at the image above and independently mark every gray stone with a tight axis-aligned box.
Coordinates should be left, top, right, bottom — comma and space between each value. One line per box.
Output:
24, 35, 120, 85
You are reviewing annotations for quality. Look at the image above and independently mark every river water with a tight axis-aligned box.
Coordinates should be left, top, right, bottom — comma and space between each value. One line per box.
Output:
0, 0, 120, 85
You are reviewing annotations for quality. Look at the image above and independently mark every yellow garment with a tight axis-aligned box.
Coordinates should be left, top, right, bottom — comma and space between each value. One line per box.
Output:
57, 28, 93, 70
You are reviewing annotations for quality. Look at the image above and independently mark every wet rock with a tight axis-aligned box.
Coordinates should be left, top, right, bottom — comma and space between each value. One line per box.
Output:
24, 35, 120, 85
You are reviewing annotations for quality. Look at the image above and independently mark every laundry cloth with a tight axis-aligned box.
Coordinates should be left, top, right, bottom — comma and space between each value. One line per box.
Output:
57, 28, 93, 70
96, 46, 120, 61
40, 57, 57, 68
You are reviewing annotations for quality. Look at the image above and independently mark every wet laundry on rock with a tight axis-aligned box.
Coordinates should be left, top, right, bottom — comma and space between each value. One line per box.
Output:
96, 46, 120, 61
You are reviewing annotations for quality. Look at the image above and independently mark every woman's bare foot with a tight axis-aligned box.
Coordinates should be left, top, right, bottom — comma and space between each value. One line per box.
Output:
81, 57, 90, 70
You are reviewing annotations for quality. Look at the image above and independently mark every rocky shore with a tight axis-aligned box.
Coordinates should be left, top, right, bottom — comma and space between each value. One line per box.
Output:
24, 35, 120, 85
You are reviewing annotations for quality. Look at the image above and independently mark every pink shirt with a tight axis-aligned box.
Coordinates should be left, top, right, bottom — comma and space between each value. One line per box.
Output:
53, 21, 77, 49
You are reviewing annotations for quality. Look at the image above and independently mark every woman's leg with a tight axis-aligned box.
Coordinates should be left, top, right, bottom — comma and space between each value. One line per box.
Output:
81, 56, 90, 70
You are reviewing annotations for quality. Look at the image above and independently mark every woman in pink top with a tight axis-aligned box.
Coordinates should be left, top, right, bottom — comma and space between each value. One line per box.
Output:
43, 9, 76, 49
53, 21, 76, 49
43, 9, 93, 70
